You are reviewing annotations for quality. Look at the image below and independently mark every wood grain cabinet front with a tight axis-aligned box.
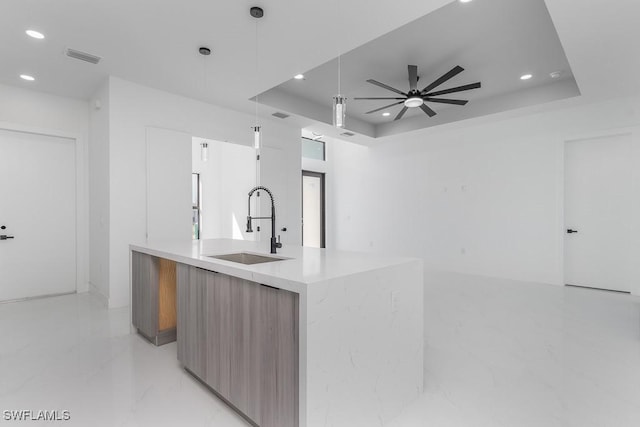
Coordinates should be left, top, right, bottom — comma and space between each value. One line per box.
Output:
131, 251, 177, 346
177, 264, 299, 427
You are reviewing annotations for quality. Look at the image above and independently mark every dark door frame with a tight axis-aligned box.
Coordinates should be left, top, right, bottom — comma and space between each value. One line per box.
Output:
301, 170, 326, 248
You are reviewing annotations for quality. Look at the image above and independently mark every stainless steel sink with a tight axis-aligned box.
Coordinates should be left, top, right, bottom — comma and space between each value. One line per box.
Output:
207, 252, 287, 265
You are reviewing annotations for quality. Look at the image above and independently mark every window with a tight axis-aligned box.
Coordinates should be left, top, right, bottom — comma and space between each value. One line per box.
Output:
301, 137, 325, 161
192, 173, 201, 239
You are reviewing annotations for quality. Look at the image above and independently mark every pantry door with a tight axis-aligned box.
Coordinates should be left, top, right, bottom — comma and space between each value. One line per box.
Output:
0, 128, 76, 302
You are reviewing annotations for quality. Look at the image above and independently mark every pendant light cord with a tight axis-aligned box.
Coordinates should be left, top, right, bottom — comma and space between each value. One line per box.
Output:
337, 0, 341, 95
255, 19, 259, 126
338, 52, 341, 94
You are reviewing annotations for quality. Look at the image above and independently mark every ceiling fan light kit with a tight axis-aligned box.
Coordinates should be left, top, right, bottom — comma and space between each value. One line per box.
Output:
355, 64, 481, 121
404, 97, 424, 108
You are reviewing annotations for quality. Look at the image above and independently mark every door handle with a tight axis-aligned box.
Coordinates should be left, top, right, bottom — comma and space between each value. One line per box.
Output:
566, 229, 578, 234
0, 235, 15, 240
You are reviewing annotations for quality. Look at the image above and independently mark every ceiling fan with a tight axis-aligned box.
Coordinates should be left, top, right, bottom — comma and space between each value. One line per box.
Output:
354, 65, 481, 120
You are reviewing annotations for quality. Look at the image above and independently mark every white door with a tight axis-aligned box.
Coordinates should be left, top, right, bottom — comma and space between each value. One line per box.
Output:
0, 128, 76, 302
146, 127, 192, 241
564, 133, 633, 292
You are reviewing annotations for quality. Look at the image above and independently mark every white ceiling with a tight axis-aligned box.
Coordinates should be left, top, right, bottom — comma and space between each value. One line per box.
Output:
259, 0, 579, 137
1, 0, 639, 142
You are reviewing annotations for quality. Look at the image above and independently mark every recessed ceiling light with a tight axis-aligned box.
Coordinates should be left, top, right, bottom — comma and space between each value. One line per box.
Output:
20, 74, 35, 81
25, 30, 45, 39
294, 74, 304, 80
382, 112, 391, 117
549, 71, 562, 79
459, 0, 473, 3
520, 74, 533, 80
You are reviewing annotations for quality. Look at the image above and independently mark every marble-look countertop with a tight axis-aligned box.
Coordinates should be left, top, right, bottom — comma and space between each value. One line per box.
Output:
130, 238, 418, 294
130, 238, 424, 427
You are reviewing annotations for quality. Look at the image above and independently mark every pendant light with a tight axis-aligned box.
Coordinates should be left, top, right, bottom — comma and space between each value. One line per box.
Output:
253, 126, 261, 149
200, 142, 209, 162
198, 47, 211, 162
332, 0, 346, 128
251, 7, 263, 152
333, 51, 346, 128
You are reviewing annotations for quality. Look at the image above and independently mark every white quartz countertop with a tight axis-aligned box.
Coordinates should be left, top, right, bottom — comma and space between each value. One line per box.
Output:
130, 238, 418, 293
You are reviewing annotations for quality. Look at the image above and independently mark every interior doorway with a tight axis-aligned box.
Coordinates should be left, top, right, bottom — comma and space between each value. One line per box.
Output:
302, 171, 325, 248
564, 133, 633, 292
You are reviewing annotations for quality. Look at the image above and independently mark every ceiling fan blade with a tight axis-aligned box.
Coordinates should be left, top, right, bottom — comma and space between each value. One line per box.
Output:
425, 82, 481, 97
408, 65, 418, 91
366, 79, 407, 96
423, 97, 468, 105
365, 101, 405, 114
394, 106, 409, 121
353, 97, 406, 100
420, 65, 465, 94
420, 104, 437, 117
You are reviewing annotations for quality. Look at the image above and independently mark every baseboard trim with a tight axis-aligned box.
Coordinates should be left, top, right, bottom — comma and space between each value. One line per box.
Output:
565, 284, 630, 294
0, 291, 76, 305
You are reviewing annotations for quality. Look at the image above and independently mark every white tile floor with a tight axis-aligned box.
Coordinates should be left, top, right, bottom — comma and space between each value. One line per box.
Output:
1, 272, 639, 426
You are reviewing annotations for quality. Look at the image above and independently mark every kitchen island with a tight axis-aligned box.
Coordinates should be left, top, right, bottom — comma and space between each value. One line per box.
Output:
130, 238, 423, 427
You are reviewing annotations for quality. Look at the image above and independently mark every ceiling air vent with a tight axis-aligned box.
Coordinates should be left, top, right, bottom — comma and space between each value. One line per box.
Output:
340, 131, 355, 137
272, 112, 290, 119
65, 48, 101, 65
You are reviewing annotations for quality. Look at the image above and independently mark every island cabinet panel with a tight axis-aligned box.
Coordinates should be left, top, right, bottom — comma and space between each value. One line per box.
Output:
177, 264, 207, 378
131, 251, 177, 346
132, 251, 157, 339
177, 265, 299, 427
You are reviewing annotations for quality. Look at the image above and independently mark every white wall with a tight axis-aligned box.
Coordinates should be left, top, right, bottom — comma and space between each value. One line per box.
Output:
105, 77, 301, 308
0, 83, 90, 294
329, 96, 640, 295
192, 138, 256, 241
88, 80, 110, 302
0, 83, 89, 133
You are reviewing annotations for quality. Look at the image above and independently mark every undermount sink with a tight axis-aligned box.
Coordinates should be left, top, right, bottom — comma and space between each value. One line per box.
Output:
207, 252, 287, 265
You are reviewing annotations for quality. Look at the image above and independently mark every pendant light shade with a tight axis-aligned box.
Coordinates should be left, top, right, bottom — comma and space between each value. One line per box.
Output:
253, 126, 261, 150
201, 142, 209, 162
333, 95, 346, 128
